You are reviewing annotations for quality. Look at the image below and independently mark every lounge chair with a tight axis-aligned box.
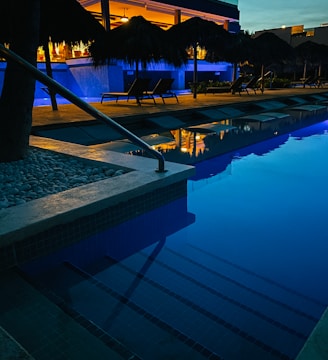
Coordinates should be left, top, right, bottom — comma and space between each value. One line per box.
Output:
143, 78, 178, 104
100, 78, 150, 105
316, 77, 327, 88
303, 76, 318, 88
206, 77, 244, 96
290, 76, 317, 88
243, 75, 262, 95
309, 76, 326, 88
205, 81, 231, 94
230, 76, 245, 95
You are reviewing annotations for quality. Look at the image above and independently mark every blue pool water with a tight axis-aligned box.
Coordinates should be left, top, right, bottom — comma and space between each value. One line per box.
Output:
22, 120, 328, 360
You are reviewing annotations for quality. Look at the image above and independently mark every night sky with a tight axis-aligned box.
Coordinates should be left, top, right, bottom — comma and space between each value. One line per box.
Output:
239, 0, 328, 33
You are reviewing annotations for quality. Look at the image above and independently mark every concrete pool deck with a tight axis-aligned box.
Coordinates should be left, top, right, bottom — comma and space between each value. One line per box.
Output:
31, 87, 328, 128
1, 87, 328, 359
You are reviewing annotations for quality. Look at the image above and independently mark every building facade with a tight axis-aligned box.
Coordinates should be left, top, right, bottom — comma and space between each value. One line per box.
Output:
254, 23, 328, 47
79, 0, 240, 32
1, 0, 240, 100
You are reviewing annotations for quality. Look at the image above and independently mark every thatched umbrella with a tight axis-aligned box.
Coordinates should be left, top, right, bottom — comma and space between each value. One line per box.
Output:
295, 41, 328, 79
90, 16, 187, 81
39, 0, 105, 110
40, 0, 105, 44
1, 0, 106, 110
252, 32, 294, 92
207, 30, 254, 81
168, 17, 230, 98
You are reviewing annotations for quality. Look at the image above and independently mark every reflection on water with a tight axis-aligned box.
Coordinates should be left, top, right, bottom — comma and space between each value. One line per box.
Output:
135, 106, 328, 165
185, 119, 328, 303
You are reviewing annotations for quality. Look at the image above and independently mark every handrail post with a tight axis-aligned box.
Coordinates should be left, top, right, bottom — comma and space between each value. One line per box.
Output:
0, 43, 166, 173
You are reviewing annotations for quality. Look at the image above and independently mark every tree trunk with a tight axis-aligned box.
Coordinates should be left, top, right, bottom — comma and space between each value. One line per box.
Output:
43, 41, 58, 111
193, 44, 198, 99
232, 63, 238, 82
260, 64, 265, 93
0, 0, 40, 162
135, 59, 139, 79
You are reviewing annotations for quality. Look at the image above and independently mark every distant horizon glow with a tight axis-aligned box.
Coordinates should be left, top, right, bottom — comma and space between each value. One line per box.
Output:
238, 0, 328, 33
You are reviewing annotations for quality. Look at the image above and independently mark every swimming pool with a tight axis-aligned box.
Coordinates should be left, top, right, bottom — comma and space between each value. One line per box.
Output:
20, 120, 328, 359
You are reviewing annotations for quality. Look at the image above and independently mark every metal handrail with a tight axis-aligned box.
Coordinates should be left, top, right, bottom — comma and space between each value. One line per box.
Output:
0, 43, 166, 172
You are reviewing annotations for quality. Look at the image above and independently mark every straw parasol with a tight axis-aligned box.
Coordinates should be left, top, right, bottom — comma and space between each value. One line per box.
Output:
252, 32, 294, 92
0, 0, 106, 110
0, 0, 106, 161
168, 17, 230, 98
295, 41, 328, 78
89, 16, 186, 80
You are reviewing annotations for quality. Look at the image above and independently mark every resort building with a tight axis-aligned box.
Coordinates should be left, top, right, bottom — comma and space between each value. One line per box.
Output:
254, 23, 328, 47
79, 0, 240, 31
0, 0, 241, 101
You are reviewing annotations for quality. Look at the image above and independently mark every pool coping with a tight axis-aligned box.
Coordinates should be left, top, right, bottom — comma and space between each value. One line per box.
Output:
296, 307, 328, 360
0, 135, 194, 248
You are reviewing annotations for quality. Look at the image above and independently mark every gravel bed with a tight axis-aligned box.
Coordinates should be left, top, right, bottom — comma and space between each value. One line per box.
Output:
0, 147, 126, 209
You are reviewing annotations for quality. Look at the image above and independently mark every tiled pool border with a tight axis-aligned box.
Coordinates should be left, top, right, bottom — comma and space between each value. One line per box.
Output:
0, 136, 194, 270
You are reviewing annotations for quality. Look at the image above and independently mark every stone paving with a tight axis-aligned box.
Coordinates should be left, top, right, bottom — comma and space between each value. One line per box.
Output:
32, 87, 328, 128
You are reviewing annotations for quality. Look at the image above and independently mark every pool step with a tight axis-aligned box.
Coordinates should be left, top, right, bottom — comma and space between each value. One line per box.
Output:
0, 269, 126, 360
100, 249, 311, 360
28, 261, 215, 360
19, 233, 326, 360
93, 241, 324, 359
91, 254, 293, 360
167, 243, 326, 318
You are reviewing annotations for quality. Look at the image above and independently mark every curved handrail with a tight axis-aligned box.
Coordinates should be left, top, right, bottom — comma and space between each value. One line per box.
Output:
0, 43, 166, 172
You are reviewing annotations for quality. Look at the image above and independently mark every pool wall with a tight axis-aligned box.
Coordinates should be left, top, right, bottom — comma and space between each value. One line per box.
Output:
0, 137, 194, 270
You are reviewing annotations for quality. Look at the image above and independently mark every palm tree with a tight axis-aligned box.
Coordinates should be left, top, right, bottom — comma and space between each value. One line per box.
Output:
0, 0, 40, 162
39, 0, 105, 110
168, 17, 230, 99
0, 0, 105, 162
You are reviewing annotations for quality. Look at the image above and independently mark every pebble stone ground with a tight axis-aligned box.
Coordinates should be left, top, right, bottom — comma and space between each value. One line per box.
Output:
0, 147, 125, 209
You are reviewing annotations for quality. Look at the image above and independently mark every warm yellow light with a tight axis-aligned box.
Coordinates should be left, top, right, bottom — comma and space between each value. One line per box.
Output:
121, 8, 129, 23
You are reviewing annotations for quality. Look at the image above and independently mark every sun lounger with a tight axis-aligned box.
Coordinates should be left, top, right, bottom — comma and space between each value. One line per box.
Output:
205, 84, 231, 94
290, 76, 317, 88
304, 76, 318, 88
100, 78, 150, 105
309, 76, 327, 88
206, 77, 245, 96
243, 75, 262, 94
230, 77, 245, 95
143, 78, 178, 104
316, 77, 327, 88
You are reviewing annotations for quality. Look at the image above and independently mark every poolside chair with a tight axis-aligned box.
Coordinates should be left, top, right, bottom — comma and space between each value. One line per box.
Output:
100, 78, 150, 105
230, 77, 244, 95
303, 76, 316, 88
306, 76, 324, 88
290, 76, 316, 88
315, 77, 327, 88
205, 81, 231, 94
243, 75, 262, 95
143, 78, 178, 104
